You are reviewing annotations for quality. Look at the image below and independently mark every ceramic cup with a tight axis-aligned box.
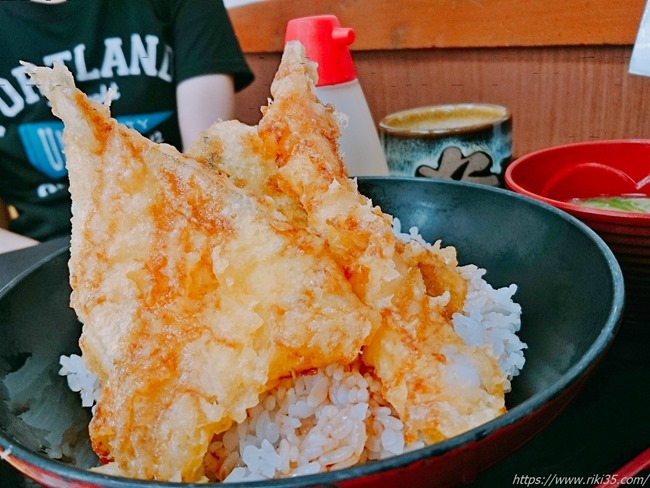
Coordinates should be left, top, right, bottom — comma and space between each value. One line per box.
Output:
379, 103, 512, 187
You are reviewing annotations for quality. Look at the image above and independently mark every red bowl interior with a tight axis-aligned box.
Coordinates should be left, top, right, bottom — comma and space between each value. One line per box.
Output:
505, 139, 650, 227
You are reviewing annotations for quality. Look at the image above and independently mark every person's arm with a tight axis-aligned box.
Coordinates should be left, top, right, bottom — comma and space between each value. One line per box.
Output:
0, 227, 38, 253
0, 198, 8, 229
176, 73, 236, 150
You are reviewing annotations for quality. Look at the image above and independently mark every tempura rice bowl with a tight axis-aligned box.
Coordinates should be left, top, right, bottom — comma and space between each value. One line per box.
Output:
0, 178, 624, 487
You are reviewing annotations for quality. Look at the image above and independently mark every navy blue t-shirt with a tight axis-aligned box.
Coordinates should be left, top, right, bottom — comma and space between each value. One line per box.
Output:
0, 0, 253, 240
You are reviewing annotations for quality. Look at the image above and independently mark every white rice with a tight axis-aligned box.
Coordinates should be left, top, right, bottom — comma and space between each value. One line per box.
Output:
392, 218, 526, 386
203, 361, 423, 482
59, 217, 526, 481
453, 264, 526, 391
58, 354, 100, 412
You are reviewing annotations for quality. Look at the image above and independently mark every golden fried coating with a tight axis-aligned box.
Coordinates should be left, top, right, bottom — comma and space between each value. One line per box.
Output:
186, 119, 308, 230
257, 42, 506, 443
24, 40, 508, 482
27, 61, 372, 482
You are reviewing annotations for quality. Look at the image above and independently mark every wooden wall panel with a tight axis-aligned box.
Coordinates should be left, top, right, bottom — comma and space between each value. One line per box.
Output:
235, 46, 650, 159
229, 0, 646, 52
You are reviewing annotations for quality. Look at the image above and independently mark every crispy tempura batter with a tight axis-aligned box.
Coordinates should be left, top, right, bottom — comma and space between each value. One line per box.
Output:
261, 44, 506, 443
193, 42, 507, 443
27, 61, 372, 482
188, 120, 307, 230
25, 41, 508, 482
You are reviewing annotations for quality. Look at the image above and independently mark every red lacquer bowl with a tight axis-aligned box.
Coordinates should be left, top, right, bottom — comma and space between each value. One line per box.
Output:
506, 139, 650, 328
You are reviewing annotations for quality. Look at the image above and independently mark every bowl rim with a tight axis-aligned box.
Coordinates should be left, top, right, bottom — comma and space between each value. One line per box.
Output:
378, 103, 511, 136
505, 139, 650, 224
0, 178, 626, 487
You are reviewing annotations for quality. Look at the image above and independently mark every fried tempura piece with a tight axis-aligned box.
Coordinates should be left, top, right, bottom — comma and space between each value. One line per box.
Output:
26, 62, 373, 482
26, 38, 512, 482
256, 42, 506, 443
187, 120, 307, 230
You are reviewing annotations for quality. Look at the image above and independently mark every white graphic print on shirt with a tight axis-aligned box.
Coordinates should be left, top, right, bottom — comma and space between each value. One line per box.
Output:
0, 33, 174, 178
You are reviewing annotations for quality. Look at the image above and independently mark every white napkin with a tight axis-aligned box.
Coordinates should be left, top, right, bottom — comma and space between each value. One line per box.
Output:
630, 1, 650, 76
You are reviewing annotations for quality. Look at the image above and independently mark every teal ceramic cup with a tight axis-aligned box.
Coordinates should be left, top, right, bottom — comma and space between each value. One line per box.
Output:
379, 103, 512, 187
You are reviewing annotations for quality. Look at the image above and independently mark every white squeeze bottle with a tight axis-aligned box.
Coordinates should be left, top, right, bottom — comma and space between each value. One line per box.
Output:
284, 15, 389, 176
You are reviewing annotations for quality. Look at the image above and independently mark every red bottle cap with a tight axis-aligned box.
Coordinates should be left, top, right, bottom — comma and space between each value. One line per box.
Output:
284, 15, 356, 87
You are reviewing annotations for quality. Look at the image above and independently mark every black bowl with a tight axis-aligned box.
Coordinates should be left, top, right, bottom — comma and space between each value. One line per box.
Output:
0, 178, 624, 487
